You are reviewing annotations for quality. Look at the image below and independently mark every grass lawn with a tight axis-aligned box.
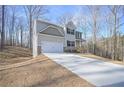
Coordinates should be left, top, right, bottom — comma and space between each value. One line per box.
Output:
79, 53, 124, 65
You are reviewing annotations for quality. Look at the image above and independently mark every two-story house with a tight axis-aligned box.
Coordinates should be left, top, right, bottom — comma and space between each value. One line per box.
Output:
32, 20, 83, 57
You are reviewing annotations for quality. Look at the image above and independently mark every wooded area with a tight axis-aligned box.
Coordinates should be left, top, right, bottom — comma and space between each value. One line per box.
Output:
0, 5, 47, 49
86, 6, 124, 62
0, 5, 124, 62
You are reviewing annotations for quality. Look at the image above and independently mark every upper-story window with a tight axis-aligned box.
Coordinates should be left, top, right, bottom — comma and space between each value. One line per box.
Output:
66, 28, 74, 35
76, 32, 82, 39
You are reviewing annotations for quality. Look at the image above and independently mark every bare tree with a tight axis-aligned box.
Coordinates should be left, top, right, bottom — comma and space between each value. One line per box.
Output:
87, 6, 101, 54
0, 6, 2, 38
122, 36, 124, 62
24, 5, 48, 49
108, 6, 124, 60
18, 17, 25, 47
57, 13, 73, 27
1, 5, 5, 50
7, 6, 17, 46
102, 10, 114, 58
20, 24, 23, 47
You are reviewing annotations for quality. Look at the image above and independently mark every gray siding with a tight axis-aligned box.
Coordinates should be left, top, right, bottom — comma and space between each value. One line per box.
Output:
41, 27, 64, 37
36, 21, 49, 32
36, 20, 64, 35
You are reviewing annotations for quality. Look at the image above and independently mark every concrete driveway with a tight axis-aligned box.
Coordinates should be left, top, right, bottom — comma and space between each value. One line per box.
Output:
44, 53, 124, 87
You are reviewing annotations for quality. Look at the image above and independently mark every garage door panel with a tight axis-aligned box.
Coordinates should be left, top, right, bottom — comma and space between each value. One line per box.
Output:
41, 41, 63, 53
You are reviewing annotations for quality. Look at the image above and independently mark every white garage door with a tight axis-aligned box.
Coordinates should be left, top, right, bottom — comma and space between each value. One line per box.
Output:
41, 41, 63, 53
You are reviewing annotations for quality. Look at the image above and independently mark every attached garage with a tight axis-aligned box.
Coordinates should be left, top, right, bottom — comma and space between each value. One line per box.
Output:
33, 20, 65, 57
41, 41, 63, 53
37, 26, 65, 53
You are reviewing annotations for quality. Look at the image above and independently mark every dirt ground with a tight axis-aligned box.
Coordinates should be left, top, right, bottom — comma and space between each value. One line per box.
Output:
0, 46, 32, 66
79, 53, 124, 65
0, 55, 93, 87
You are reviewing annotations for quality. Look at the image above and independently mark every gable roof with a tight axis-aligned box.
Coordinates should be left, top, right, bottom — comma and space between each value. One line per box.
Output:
39, 25, 64, 37
65, 21, 76, 29
37, 19, 63, 28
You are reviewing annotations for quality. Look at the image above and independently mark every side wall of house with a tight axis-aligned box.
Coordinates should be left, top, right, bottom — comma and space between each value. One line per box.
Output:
64, 22, 76, 51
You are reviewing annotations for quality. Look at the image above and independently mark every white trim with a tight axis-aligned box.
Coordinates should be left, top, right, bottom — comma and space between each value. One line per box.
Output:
39, 33, 65, 38
39, 25, 64, 36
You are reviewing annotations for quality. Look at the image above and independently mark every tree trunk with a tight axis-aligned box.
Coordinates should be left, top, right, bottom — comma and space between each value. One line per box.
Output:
20, 26, 23, 47
1, 5, 5, 51
16, 30, 19, 46
122, 37, 124, 62
92, 11, 97, 55
10, 11, 15, 46
29, 13, 32, 50
112, 13, 117, 60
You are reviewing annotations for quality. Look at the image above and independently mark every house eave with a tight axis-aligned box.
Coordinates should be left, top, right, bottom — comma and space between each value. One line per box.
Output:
39, 33, 65, 38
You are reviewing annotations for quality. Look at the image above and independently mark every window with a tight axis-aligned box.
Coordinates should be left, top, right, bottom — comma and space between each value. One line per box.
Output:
79, 33, 81, 38
72, 41, 75, 46
67, 41, 75, 47
71, 30, 74, 35
67, 41, 70, 46
76, 32, 82, 39
67, 28, 71, 34
66, 28, 74, 35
